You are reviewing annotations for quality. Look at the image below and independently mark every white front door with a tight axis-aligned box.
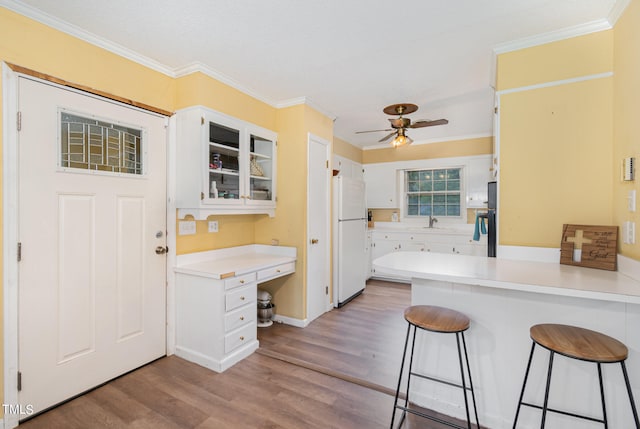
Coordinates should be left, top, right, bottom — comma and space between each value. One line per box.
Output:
306, 134, 330, 323
17, 77, 167, 415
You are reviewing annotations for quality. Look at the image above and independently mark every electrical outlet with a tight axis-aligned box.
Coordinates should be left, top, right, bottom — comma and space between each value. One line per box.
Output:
178, 220, 196, 235
208, 221, 218, 233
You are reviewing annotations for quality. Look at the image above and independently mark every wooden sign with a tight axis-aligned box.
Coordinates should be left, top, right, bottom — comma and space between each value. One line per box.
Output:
560, 224, 618, 271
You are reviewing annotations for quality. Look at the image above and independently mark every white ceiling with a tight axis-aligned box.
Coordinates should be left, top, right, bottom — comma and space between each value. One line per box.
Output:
4, 0, 624, 148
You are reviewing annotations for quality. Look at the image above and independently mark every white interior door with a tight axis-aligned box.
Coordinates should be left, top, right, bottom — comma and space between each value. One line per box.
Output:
307, 134, 330, 323
17, 77, 167, 415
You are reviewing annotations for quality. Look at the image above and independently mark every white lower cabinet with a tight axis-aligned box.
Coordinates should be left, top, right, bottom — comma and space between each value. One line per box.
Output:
176, 272, 258, 373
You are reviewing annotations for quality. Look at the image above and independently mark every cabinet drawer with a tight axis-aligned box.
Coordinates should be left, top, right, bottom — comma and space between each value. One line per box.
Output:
224, 272, 256, 290
257, 262, 295, 281
224, 323, 256, 354
225, 283, 256, 312
224, 304, 256, 332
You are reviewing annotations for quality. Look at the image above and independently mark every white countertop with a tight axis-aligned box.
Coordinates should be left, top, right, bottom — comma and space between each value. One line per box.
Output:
175, 244, 296, 279
373, 251, 640, 304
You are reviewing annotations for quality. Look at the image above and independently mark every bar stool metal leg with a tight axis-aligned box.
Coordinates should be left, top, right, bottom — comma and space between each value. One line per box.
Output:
461, 332, 480, 429
597, 363, 608, 429
540, 350, 555, 429
513, 342, 536, 429
621, 361, 640, 429
390, 323, 412, 429
455, 333, 471, 429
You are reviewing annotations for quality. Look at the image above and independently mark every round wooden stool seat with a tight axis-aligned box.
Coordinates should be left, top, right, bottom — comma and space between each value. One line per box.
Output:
404, 305, 470, 333
530, 323, 628, 363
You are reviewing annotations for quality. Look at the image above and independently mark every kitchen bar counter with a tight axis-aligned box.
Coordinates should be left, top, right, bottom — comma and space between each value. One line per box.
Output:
373, 251, 640, 304
373, 252, 640, 428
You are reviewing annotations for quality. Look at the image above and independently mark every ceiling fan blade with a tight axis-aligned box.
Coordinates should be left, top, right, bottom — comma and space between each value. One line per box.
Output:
355, 128, 393, 134
410, 119, 449, 128
378, 132, 396, 143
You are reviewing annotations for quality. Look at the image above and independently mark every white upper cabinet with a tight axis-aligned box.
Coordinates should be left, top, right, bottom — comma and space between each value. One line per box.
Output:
174, 106, 277, 218
333, 154, 364, 180
363, 163, 398, 208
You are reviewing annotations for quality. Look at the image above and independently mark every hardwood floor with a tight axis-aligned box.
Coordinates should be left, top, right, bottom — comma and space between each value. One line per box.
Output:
257, 279, 411, 393
19, 280, 472, 429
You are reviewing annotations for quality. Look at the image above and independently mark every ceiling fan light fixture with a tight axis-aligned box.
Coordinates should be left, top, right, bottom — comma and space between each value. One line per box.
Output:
391, 129, 412, 147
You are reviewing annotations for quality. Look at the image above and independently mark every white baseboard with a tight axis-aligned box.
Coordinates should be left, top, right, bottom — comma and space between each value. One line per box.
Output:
272, 314, 308, 328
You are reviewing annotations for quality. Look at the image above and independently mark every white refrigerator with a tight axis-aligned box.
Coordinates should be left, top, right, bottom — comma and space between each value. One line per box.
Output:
333, 176, 367, 307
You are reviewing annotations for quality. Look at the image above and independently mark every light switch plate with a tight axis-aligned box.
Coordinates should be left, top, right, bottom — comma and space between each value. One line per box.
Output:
624, 221, 636, 244
178, 220, 196, 235
629, 190, 637, 212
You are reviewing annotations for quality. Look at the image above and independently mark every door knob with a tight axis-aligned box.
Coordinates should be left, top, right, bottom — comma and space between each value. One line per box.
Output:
310, 238, 319, 244
155, 246, 168, 255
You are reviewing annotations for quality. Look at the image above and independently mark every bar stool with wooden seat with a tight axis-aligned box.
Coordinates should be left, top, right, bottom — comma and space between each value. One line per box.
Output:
513, 323, 640, 428
390, 305, 480, 429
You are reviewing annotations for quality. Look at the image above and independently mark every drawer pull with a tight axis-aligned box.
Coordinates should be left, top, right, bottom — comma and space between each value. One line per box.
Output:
276, 269, 281, 273
240, 279, 245, 284
240, 316, 244, 321
240, 296, 245, 301
240, 336, 245, 341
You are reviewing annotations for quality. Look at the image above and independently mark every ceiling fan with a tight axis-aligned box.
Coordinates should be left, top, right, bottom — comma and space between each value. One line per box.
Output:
356, 103, 448, 147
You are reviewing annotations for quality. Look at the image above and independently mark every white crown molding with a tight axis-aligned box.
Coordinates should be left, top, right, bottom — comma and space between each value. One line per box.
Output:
276, 96, 337, 121
608, 0, 632, 26
493, 19, 612, 55
496, 71, 613, 96
0, 0, 175, 77
173, 61, 278, 107
361, 133, 493, 151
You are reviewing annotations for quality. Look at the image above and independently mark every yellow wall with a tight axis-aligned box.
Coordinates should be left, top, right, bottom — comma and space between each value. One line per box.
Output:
499, 78, 613, 246
613, 0, 640, 259
333, 136, 363, 163
175, 72, 276, 130
253, 104, 333, 320
363, 136, 493, 164
497, 30, 615, 248
496, 30, 614, 91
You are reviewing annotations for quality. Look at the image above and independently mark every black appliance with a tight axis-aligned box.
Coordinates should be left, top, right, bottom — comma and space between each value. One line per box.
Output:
487, 181, 497, 257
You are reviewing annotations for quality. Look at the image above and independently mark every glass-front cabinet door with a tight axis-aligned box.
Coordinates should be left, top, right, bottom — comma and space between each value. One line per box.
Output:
206, 120, 241, 203
247, 128, 276, 207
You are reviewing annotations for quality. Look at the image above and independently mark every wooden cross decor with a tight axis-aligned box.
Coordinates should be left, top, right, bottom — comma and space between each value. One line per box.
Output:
560, 224, 618, 271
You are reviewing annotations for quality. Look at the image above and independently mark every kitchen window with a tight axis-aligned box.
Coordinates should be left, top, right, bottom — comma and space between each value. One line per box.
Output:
405, 168, 461, 217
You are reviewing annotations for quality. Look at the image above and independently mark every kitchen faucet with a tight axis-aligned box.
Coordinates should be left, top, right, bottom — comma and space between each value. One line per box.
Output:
429, 215, 438, 228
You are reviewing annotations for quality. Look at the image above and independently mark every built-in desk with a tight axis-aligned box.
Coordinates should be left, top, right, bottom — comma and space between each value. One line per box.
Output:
374, 252, 640, 428
175, 245, 296, 372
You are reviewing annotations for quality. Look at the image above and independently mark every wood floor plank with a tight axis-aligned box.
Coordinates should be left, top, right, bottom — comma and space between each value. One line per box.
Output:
18, 280, 477, 429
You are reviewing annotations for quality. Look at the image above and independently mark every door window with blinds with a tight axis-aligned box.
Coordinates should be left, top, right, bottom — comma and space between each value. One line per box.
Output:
59, 110, 144, 175
405, 167, 462, 217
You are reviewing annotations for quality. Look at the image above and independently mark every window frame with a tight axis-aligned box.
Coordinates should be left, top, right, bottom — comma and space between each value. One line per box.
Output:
402, 166, 465, 221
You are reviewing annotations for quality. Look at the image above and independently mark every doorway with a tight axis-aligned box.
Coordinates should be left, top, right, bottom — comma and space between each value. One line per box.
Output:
306, 133, 331, 323
6, 73, 168, 421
